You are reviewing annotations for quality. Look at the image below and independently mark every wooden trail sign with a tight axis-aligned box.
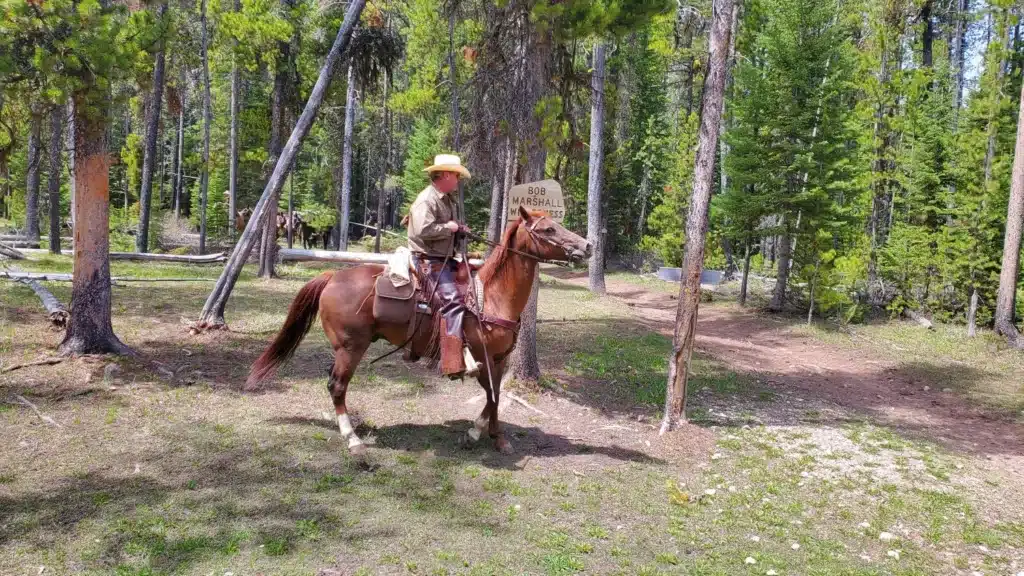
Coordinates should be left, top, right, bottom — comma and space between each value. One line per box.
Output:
506, 179, 565, 223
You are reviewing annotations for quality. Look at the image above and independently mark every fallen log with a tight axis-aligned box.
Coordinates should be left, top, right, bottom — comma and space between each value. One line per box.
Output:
108, 251, 226, 263
16, 248, 226, 264
905, 309, 935, 330
279, 248, 484, 267
15, 277, 69, 328
4, 240, 42, 249
0, 271, 215, 283
0, 242, 25, 260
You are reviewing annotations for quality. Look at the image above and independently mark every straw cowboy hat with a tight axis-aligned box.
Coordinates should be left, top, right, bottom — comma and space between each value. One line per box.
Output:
423, 154, 471, 180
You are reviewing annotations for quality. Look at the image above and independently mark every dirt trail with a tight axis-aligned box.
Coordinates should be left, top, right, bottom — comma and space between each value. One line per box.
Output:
559, 273, 1024, 476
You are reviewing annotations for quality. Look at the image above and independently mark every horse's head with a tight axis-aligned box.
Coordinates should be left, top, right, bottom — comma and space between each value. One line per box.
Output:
516, 206, 592, 264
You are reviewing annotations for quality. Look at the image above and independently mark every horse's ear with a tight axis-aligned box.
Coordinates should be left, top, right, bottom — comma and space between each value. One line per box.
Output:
518, 205, 531, 222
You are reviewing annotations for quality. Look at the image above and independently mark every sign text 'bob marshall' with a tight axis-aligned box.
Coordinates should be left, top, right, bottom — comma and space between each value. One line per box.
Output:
506, 179, 565, 223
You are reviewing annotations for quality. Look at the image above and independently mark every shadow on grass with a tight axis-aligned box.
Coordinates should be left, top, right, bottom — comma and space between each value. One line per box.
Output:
269, 416, 665, 470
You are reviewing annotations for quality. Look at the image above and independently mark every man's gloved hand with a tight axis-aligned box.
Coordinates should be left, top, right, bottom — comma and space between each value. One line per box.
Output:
457, 223, 473, 236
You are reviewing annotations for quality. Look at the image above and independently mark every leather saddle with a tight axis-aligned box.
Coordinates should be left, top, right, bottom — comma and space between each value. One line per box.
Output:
372, 255, 478, 366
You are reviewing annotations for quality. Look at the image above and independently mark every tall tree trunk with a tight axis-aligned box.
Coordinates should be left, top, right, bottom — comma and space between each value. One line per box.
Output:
228, 0, 241, 240
587, 43, 607, 295
921, 0, 933, 68
375, 70, 390, 254
770, 224, 791, 312
336, 65, 356, 251
952, 0, 969, 121
448, 8, 465, 254
59, 92, 131, 356
260, 8, 294, 277
198, 0, 365, 328
24, 105, 43, 243
661, 0, 733, 434
47, 109, 63, 255
994, 75, 1024, 347
66, 100, 75, 233
967, 286, 978, 337
173, 105, 184, 219
287, 162, 295, 248
199, 0, 212, 255
739, 241, 751, 307
503, 21, 551, 387
136, 1, 168, 253
486, 136, 510, 251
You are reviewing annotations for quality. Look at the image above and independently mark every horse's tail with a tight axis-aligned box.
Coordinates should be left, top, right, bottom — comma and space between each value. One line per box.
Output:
246, 271, 334, 388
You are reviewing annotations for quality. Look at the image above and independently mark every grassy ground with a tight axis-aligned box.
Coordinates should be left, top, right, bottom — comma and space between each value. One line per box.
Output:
2, 257, 1023, 575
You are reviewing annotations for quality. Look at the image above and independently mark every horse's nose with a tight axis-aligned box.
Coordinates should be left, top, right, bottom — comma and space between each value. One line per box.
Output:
584, 242, 594, 258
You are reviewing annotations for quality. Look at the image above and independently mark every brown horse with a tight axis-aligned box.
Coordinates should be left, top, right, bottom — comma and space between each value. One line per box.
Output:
246, 207, 591, 454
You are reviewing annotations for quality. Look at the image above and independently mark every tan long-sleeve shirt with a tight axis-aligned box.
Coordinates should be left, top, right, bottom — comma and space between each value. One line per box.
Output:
407, 184, 457, 257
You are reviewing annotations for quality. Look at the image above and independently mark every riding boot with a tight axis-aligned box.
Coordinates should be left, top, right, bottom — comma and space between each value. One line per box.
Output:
436, 265, 466, 378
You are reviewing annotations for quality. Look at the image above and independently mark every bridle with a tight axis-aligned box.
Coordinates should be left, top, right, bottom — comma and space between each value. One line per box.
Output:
463, 215, 581, 268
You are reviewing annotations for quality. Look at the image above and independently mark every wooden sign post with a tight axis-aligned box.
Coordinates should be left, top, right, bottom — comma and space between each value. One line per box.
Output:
506, 179, 565, 223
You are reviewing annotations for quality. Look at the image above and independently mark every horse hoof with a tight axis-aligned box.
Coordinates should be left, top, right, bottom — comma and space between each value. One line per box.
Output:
349, 443, 368, 457
467, 427, 482, 442
495, 437, 515, 454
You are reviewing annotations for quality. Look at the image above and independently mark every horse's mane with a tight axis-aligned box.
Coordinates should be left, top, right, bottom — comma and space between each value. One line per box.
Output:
478, 217, 523, 286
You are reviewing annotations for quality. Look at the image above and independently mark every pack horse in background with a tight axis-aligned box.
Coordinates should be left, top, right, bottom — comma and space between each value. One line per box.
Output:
246, 154, 591, 455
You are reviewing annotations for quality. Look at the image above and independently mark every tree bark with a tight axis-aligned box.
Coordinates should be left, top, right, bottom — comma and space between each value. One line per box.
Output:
952, 0, 969, 121
660, 0, 733, 434
47, 109, 63, 255
199, 0, 212, 255
486, 136, 511, 252
739, 241, 751, 307
770, 224, 791, 312
136, 1, 168, 253
375, 70, 390, 254
65, 100, 75, 234
336, 65, 356, 251
173, 94, 185, 219
25, 105, 43, 243
228, 0, 241, 240
59, 93, 132, 356
197, 0, 365, 328
921, 0, 933, 68
967, 287, 978, 337
260, 9, 294, 278
587, 43, 607, 294
994, 74, 1024, 347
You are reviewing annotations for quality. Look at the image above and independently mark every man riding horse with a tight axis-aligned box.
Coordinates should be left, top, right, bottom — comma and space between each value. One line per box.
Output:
406, 154, 481, 379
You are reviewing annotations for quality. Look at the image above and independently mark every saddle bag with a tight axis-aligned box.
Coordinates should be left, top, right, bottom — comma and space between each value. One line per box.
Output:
373, 271, 416, 325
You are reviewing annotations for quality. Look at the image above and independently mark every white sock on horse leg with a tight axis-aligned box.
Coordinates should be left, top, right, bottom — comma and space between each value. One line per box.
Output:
337, 413, 363, 448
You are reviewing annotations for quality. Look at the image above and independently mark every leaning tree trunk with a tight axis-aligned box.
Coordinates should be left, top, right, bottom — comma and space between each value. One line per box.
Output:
228, 0, 241, 240
587, 43, 607, 295
994, 74, 1024, 347
59, 92, 132, 356
661, 0, 733, 434
47, 109, 63, 255
197, 0, 366, 329
198, 0, 212, 255
25, 105, 43, 243
336, 64, 356, 251
136, 1, 168, 253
